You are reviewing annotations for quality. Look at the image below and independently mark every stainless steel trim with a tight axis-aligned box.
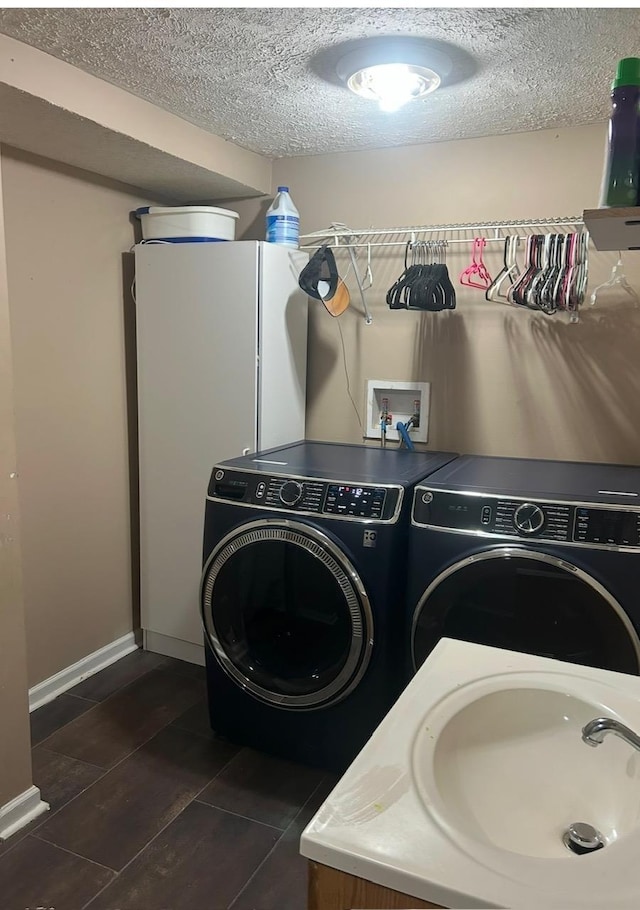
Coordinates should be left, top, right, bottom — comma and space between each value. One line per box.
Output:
411, 486, 640, 552
513, 502, 545, 535
208, 468, 402, 523
200, 518, 374, 710
582, 717, 640, 751
563, 822, 605, 854
204, 494, 399, 524
213, 464, 403, 519
410, 522, 640, 554
410, 547, 640, 672
214, 463, 405, 490
413, 484, 640, 511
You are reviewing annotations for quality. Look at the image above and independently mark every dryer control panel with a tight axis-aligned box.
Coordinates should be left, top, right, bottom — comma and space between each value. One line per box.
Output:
413, 489, 640, 549
574, 507, 640, 547
209, 469, 400, 522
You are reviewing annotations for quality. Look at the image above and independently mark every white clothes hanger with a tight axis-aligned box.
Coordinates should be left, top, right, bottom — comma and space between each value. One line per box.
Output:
590, 253, 639, 307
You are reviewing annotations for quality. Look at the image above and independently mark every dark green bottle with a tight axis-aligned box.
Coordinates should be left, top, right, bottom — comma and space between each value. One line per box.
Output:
601, 58, 640, 207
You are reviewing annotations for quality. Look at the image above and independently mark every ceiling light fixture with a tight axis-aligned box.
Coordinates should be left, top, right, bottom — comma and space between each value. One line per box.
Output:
336, 39, 452, 114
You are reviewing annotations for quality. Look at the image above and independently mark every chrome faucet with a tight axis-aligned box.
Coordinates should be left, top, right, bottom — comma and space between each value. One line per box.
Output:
582, 717, 640, 752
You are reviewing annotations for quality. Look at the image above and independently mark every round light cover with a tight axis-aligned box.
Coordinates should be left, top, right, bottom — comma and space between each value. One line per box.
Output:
348, 63, 440, 112
336, 40, 452, 113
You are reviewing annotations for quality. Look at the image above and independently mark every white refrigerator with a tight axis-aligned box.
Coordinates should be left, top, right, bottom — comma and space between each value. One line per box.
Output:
134, 241, 308, 664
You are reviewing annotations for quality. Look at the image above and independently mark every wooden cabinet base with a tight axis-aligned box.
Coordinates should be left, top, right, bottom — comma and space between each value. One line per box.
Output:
308, 860, 445, 909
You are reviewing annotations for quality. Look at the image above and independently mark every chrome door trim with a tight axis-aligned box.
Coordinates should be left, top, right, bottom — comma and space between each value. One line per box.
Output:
200, 518, 374, 710
411, 546, 640, 672
410, 521, 640, 553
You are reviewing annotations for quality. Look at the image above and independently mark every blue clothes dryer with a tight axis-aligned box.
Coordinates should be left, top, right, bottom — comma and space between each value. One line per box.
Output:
407, 455, 640, 678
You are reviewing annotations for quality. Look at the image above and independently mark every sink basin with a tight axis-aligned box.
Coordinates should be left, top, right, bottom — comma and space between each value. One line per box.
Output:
413, 680, 640, 859
301, 640, 640, 909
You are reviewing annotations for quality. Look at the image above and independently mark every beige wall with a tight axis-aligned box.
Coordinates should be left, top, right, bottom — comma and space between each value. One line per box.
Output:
235, 122, 640, 465
0, 32, 271, 200
2, 146, 151, 688
0, 152, 32, 806
5, 118, 639, 696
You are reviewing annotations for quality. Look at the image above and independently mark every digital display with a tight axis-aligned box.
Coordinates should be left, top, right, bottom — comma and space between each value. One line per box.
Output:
324, 484, 386, 518
574, 507, 640, 547
415, 491, 482, 529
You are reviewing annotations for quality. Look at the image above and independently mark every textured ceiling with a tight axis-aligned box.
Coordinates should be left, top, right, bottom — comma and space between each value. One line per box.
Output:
0, 8, 637, 159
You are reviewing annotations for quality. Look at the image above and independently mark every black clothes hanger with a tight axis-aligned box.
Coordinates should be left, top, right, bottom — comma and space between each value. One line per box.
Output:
387, 241, 456, 312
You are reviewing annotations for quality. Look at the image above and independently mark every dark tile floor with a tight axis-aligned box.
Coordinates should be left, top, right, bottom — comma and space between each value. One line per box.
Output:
0, 650, 335, 910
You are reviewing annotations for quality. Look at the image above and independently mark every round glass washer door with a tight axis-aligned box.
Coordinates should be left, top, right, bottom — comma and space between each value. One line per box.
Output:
412, 548, 640, 675
200, 519, 374, 709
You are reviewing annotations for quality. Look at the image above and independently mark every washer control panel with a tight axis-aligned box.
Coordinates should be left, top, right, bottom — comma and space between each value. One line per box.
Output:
210, 469, 396, 521
413, 489, 640, 548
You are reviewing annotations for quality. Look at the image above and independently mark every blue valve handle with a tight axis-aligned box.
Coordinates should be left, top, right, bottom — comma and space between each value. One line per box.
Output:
396, 420, 415, 451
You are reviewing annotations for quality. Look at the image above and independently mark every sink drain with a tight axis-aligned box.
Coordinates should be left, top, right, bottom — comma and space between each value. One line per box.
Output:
563, 822, 605, 855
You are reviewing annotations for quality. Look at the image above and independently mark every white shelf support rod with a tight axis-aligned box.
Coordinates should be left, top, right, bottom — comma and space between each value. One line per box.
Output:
300, 216, 585, 251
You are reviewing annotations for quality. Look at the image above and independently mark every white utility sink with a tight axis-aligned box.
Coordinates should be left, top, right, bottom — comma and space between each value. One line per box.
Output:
301, 640, 640, 909
416, 679, 640, 860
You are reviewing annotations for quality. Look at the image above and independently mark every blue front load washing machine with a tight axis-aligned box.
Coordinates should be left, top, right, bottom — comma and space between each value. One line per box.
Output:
200, 441, 457, 771
407, 455, 640, 678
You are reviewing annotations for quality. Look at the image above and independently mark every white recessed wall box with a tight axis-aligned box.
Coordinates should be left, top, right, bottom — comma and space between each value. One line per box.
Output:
365, 380, 430, 444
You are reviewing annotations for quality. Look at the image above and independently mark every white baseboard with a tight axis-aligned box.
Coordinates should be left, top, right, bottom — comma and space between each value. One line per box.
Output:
28, 632, 138, 712
143, 630, 205, 666
0, 785, 49, 841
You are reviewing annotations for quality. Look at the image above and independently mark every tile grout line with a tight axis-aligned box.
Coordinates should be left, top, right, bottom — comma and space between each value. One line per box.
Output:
34, 653, 200, 752
65, 664, 165, 703
32, 698, 102, 749
226, 831, 288, 909
27, 654, 323, 910
21, 703, 207, 855
33, 742, 112, 772
192, 799, 288, 833
33, 705, 102, 750
67, 694, 100, 704
184, 748, 246, 804
0, 766, 112, 860
36, 683, 204, 775
36, 654, 200, 728
169, 718, 216, 741
29, 831, 119, 874
33, 746, 106, 773
79, 745, 242, 910
0, 660, 204, 863
227, 774, 332, 909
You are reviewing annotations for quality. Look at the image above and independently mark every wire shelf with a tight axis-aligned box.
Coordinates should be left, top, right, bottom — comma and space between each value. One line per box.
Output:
300, 216, 586, 250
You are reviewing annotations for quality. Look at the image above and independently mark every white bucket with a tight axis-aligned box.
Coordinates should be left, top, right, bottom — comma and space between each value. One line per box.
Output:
135, 205, 239, 242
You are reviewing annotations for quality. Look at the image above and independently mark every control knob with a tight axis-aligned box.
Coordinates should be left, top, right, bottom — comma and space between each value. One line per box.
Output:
514, 502, 545, 535
279, 480, 304, 507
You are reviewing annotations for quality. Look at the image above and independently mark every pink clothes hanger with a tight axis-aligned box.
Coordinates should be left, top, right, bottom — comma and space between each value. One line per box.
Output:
460, 238, 493, 290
